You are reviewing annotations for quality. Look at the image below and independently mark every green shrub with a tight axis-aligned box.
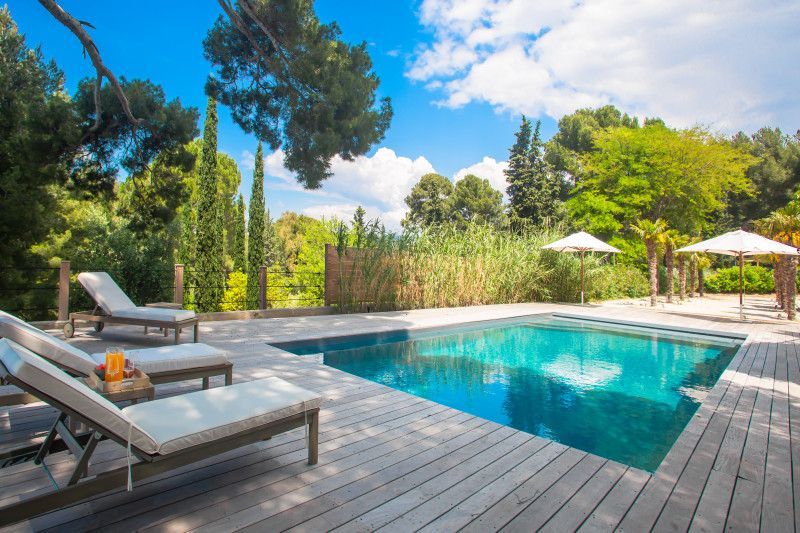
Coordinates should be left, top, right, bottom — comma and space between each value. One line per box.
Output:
221, 271, 247, 311
704, 265, 774, 294
589, 263, 650, 300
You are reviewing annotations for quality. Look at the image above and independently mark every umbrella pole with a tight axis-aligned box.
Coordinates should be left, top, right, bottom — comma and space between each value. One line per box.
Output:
739, 252, 744, 319
580, 250, 585, 305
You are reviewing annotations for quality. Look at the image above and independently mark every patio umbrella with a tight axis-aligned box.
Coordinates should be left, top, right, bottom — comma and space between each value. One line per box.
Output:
542, 231, 621, 304
675, 229, 799, 318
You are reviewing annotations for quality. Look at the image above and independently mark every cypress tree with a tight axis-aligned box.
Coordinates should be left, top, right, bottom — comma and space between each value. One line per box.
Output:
505, 116, 532, 226
526, 120, 560, 225
506, 117, 560, 226
246, 142, 266, 309
232, 194, 246, 272
194, 97, 225, 312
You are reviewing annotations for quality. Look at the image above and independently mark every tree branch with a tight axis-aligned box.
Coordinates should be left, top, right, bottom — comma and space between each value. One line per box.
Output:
38, 0, 145, 131
216, 0, 323, 102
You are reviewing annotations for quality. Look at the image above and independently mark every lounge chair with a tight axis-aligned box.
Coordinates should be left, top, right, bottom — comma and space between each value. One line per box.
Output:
0, 338, 320, 526
0, 311, 232, 401
66, 272, 199, 344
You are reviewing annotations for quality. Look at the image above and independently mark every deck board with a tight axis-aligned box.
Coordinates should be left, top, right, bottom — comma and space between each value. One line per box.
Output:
0, 302, 797, 532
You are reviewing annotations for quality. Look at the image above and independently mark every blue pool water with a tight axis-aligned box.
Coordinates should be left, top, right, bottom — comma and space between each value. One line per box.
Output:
273, 315, 741, 471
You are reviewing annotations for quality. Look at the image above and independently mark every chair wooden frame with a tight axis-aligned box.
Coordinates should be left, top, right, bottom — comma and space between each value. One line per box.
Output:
0, 369, 319, 527
65, 305, 199, 345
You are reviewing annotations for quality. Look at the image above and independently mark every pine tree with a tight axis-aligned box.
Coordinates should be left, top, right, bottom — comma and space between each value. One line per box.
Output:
194, 97, 225, 312
505, 116, 532, 226
246, 142, 266, 309
232, 194, 246, 272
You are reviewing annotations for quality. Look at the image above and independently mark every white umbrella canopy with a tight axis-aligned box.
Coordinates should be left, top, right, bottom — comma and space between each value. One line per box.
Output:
543, 231, 621, 304
675, 229, 799, 257
675, 229, 799, 319
542, 231, 622, 254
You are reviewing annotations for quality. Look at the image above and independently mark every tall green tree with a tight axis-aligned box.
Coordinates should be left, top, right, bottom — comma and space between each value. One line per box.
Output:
264, 209, 282, 267
505, 116, 532, 225
728, 128, 800, 227
403, 173, 454, 229
506, 119, 560, 226
567, 124, 755, 237
452, 175, 504, 227
194, 97, 225, 312
246, 142, 266, 308
545, 105, 639, 191
204, 0, 392, 188
232, 194, 246, 271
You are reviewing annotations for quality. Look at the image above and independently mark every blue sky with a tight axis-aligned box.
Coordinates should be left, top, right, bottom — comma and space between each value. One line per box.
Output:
8, 0, 798, 228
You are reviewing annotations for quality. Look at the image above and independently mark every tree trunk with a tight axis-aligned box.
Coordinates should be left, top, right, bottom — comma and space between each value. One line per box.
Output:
699, 267, 705, 297
647, 239, 657, 307
665, 244, 674, 303
690, 256, 698, 298
786, 256, 796, 320
678, 255, 687, 301
775, 257, 784, 308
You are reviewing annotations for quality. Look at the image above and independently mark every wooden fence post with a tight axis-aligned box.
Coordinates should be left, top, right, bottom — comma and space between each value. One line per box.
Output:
259, 266, 267, 309
174, 264, 184, 305
324, 244, 331, 306
58, 260, 70, 322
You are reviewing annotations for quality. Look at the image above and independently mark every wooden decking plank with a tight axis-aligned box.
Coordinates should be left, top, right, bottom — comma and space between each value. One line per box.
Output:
538, 460, 627, 532
726, 333, 778, 531
173, 418, 500, 532
364, 437, 548, 532
577, 467, 650, 532
760, 333, 794, 531
418, 441, 568, 532
501, 453, 608, 532
786, 328, 800, 530
266, 428, 531, 532
460, 446, 586, 532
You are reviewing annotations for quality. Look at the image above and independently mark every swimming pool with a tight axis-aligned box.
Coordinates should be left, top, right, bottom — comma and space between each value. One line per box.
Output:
272, 314, 743, 471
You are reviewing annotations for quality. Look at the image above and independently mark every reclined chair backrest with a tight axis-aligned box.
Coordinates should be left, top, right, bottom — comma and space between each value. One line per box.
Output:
0, 339, 158, 454
0, 311, 96, 376
76, 272, 136, 314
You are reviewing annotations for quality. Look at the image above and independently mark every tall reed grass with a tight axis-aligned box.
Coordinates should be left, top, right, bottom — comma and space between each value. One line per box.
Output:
332, 223, 647, 312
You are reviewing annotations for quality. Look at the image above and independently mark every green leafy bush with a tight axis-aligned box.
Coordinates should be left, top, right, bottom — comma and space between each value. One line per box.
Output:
704, 265, 774, 294
221, 271, 247, 311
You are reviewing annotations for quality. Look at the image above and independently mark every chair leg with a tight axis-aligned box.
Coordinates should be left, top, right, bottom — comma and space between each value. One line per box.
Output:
68, 432, 101, 486
144, 326, 148, 335
193, 322, 199, 343
307, 411, 319, 465
174, 327, 180, 345
202, 377, 210, 389
224, 367, 233, 386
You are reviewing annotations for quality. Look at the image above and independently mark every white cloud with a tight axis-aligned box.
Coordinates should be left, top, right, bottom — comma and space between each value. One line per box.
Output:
454, 156, 509, 196
259, 147, 436, 231
410, 0, 800, 131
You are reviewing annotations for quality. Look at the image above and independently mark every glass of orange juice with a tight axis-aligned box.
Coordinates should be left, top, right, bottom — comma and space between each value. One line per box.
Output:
105, 346, 124, 382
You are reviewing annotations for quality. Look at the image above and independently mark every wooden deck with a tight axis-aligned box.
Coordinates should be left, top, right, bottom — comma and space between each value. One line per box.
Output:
0, 301, 797, 532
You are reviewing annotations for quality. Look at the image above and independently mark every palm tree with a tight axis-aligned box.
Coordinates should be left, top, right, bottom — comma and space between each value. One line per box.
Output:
632, 218, 667, 307
672, 234, 691, 301
660, 230, 679, 303
758, 202, 800, 320
696, 254, 711, 297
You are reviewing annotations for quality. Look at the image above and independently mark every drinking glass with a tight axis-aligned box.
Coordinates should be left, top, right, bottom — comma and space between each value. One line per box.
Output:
105, 346, 124, 382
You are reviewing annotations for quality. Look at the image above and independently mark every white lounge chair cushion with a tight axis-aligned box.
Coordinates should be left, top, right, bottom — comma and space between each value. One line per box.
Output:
0, 339, 159, 454
77, 272, 137, 314
112, 306, 196, 322
123, 377, 322, 455
0, 311, 96, 375
90, 343, 228, 375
